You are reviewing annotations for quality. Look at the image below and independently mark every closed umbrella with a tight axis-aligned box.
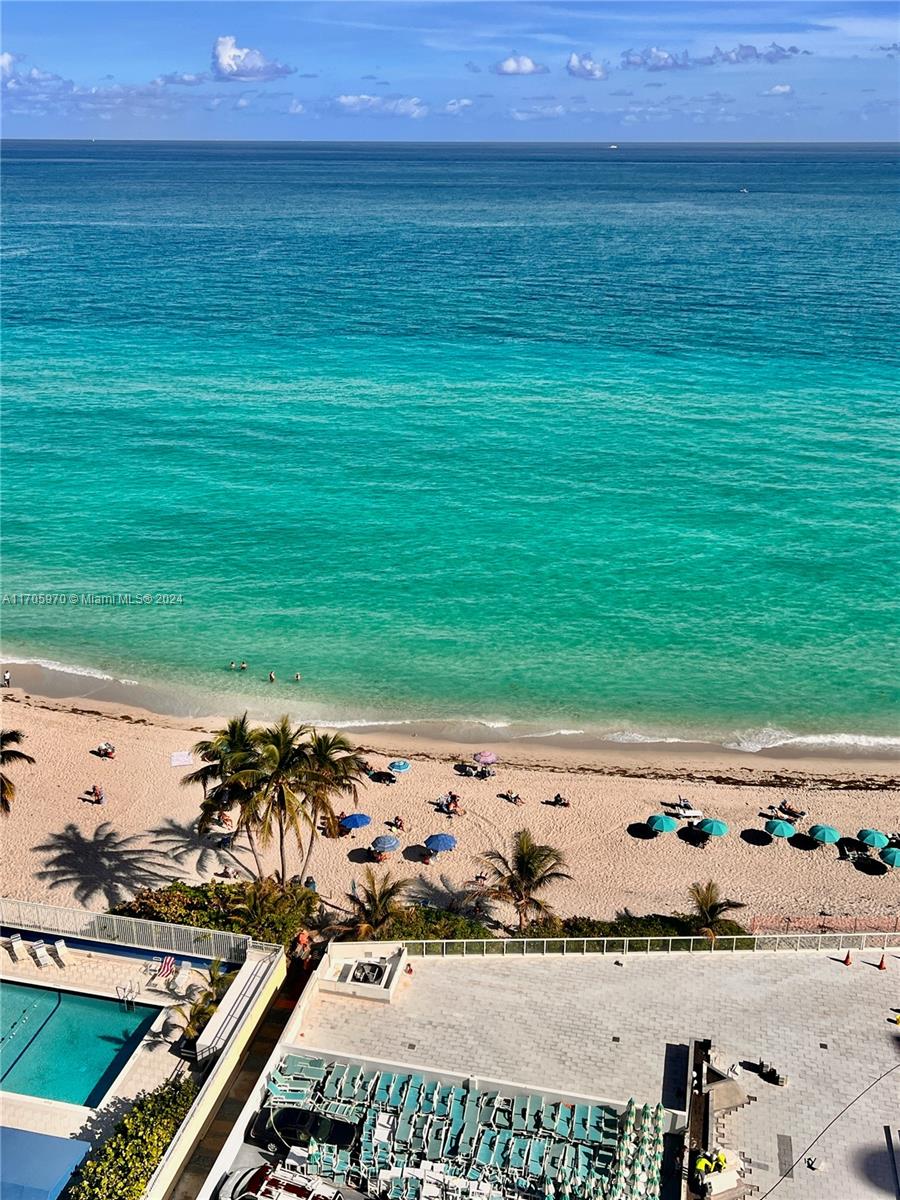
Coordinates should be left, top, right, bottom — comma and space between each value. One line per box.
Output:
765, 819, 796, 839
389, 760, 411, 773
473, 751, 498, 764
424, 833, 457, 853
880, 846, 900, 868
858, 828, 889, 849
372, 834, 401, 853
809, 824, 840, 845
697, 818, 728, 838
646, 814, 678, 834
340, 812, 371, 831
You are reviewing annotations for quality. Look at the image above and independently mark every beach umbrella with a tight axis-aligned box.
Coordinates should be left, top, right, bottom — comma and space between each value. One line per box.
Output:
809, 824, 840, 845
340, 812, 372, 831
372, 834, 401, 853
857, 828, 889, 849
425, 833, 457, 853
879, 846, 900, 868
697, 818, 728, 838
473, 750, 498, 764
389, 759, 411, 773
765, 819, 795, 839
646, 814, 678, 834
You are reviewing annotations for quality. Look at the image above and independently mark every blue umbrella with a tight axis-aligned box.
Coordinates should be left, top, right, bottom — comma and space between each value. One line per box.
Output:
809, 824, 840, 845
765, 819, 796, 839
697, 818, 728, 838
424, 833, 457, 853
371, 834, 401, 853
340, 812, 371, 831
879, 846, 900, 868
646, 814, 678, 834
858, 828, 889, 849
389, 760, 411, 773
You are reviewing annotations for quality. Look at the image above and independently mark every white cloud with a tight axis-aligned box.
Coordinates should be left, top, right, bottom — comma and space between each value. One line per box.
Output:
566, 52, 607, 81
335, 93, 428, 118
288, 99, 305, 114
761, 83, 794, 96
444, 98, 473, 115
211, 35, 294, 82
234, 96, 250, 109
510, 102, 565, 121
0, 52, 17, 78
155, 71, 207, 86
621, 42, 809, 71
492, 54, 549, 76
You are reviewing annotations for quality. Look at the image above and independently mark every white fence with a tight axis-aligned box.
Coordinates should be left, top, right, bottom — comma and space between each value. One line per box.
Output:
395, 931, 900, 957
0, 895, 255, 963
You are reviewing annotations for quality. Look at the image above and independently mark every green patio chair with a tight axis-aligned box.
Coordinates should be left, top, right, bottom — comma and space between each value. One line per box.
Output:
555, 1106, 572, 1140
509, 1137, 529, 1174
395, 1112, 414, 1147
428, 1120, 447, 1159
389, 1074, 411, 1109
525, 1096, 541, 1131
527, 1138, 547, 1177
512, 1097, 529, 1132
324, 1064, 347, 1100
375, 1074, 393, 1105
572, 1105, 589, 1142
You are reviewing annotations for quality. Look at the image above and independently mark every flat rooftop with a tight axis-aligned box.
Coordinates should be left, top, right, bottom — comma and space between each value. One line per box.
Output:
298, 948, 900, 1200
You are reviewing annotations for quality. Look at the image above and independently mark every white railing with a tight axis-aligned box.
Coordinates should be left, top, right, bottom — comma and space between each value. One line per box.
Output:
394, 931, 900, 957
0, 896, 255, 963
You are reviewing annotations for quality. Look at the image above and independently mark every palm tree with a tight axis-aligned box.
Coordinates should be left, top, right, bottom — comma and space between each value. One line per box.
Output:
297, 731, 368, 881
336, 868, 412, 940
686, 880, 746, 942
233, 716, 313, 886
480, 828, 572, 933
1, 729, 36, 816
182, 714, 264, 878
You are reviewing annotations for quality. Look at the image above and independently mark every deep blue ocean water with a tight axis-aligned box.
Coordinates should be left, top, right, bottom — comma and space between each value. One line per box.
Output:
2, 142, 898, 749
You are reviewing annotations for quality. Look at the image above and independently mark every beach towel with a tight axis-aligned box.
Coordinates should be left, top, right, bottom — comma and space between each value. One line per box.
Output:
170, 751, 193, 767
158, 955, 175, 978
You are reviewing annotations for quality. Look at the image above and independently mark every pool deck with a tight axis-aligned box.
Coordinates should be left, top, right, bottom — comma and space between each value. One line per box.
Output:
0, 939, 199, 1142
297, 949, 900, 1200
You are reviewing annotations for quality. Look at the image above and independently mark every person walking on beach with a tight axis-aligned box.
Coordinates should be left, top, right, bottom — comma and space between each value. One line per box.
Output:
2, 670, 10, 688
294, 672, 302, 681
268, 671, 276, 683
239, 661, 247, 671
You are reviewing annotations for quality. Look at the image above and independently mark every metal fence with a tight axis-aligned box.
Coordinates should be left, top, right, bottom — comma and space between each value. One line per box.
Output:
0, 895, 254, 963
397, 931, 900, 957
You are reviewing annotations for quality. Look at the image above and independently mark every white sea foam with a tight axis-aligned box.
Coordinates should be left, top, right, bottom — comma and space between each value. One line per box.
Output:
603, 731, 692, 745
724, 728, 900, 754
513, 729, 585, 739
1, 654, 115, 682
118, 679, 140, 686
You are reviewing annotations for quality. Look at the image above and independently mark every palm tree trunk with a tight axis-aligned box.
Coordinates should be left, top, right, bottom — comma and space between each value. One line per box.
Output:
278, 815, 288, 887
299, 828, 318, 883
245, 827, 264, 879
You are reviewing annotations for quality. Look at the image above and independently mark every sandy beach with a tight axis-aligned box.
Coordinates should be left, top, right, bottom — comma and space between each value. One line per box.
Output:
1, 684, 898, 930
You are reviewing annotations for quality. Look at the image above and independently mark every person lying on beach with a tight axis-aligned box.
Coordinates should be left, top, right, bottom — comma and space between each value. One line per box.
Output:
393, 815, 405, 831
504, 791, 523, 805
547, 793, 570, 807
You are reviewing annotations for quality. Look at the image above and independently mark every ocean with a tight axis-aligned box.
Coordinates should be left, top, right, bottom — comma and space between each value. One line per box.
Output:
2, 141, 898, 751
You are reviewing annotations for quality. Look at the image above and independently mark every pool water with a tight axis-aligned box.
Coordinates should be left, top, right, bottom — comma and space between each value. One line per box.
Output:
0, 980, 160, 1107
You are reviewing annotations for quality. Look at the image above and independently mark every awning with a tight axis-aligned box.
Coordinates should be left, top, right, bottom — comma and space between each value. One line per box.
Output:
0, 1126, 91, 1200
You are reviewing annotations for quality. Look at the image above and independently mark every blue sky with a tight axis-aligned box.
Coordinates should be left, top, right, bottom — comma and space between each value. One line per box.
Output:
2, 1, 898, 139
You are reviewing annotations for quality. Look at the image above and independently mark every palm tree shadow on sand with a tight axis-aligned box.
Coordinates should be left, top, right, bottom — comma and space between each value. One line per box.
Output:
147, 818, 253, 878
34, 822, 177, 907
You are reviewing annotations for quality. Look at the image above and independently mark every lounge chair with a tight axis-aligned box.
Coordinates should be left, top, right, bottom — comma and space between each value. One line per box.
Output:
8, 933, 22, 962
53, 939, 69, 966
168, 960, 191, 992
32, 940, 52, 968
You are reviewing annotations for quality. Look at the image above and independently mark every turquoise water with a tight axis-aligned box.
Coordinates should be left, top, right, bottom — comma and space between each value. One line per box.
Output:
0, 979, 159, 1106
2, 142, 898, 749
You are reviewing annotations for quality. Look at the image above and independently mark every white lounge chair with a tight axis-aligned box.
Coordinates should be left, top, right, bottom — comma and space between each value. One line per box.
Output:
169, 960, 192, 993
8, 933, 22, 961
32, 940, 52, 968
53, 938, 69, 965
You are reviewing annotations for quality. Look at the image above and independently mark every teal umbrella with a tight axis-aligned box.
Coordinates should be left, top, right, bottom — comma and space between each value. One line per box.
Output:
765, 819, 795, 839
809, 824, 840, 845
858, 828, 889, 849
697, 818, 728, 838
646, 813, 678, 834
879, 846, 900, 868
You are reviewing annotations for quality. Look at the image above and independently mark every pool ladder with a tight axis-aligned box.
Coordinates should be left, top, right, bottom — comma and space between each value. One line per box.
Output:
116, 980, 138, 1011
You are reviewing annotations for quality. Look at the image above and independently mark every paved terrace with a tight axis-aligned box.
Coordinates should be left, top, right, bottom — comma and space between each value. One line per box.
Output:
298, 949, 900, 1200
1, 939, 200, 1141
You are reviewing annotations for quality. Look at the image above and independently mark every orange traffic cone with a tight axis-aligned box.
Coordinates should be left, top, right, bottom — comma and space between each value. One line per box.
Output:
842, 951, 852, 967
877, 954, 887, 971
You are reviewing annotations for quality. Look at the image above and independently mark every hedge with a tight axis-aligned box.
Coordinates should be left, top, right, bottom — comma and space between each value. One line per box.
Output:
69, 1077, 198, 1200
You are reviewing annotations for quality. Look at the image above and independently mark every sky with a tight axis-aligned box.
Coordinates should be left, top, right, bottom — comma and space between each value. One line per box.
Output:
1, 1, 898, 140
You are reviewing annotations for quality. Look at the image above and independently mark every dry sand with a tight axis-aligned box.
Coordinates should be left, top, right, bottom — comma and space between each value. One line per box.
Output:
1, 688, 898, 930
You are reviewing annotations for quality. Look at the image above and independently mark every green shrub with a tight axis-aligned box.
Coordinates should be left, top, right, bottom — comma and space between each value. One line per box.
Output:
383, 906, 495, 941
111, 879, 318, 950
522, 912, 748, 940
69, 1077, 198, 1200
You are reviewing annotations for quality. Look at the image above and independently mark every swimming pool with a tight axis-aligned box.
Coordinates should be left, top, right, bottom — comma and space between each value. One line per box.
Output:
0, 980, 160, 1107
